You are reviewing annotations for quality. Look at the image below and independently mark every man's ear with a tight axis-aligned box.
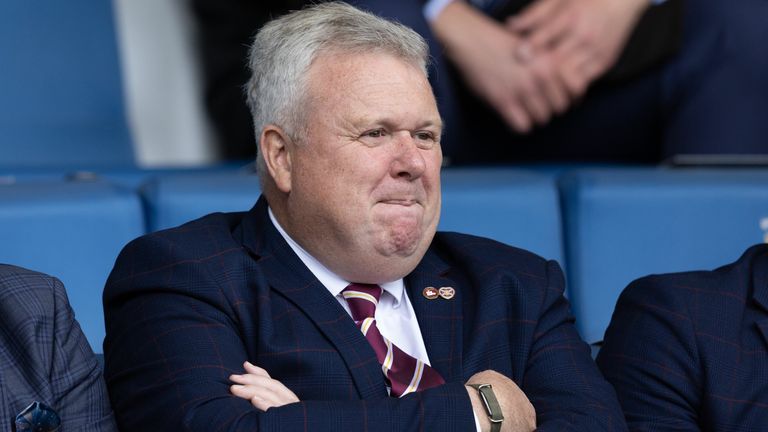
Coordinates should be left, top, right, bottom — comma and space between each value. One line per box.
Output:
259, 125, 293, 193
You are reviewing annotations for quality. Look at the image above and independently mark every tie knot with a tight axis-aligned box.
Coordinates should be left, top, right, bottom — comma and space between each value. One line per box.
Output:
342, 283, 382, 322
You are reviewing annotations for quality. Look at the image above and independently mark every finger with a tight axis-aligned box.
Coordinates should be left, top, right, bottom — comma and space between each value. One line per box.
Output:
499, 99, 534, 134
507, 0, 562, 34
559, 65, 589, 101
230, 373, 277, 388
554, 38, 608, 82
531, 57, 570, 114
580, 59, 604, 84
551, 33, 583, 60
540, 76, 570, 115
230, 373, 300, 404
230, 384, 254, 399
229, 374, 254, 385
518, 85, 552, 127
250, 396, 274, 412
525, 7, 573, 50
484, 85, 532, 133
554, 47, 592, 99
231, 384, 267, 403
244, 361, 270, 377
230, 384, 283, 409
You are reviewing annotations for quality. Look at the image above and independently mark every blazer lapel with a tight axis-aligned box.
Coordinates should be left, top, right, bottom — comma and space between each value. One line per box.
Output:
750, 250, 768, 349
405, 248, 464, 384
240, 198, 387, 399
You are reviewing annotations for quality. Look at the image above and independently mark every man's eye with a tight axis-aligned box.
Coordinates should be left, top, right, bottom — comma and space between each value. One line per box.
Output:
364, 129, 386, 138
415, 131, 434, 141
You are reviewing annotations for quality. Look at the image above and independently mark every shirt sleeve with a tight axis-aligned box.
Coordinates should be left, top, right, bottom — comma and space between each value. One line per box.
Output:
423, 0, 456, 22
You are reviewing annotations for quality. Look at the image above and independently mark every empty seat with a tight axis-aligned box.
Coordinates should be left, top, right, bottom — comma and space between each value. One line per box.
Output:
0, 0, 134, 169
141, 171, 262, 232
560, 167, 768, 343
0, 180, 145, 351
440, 168, 564, 264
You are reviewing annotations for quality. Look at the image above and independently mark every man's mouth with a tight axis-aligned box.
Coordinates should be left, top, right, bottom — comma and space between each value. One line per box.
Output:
380, 199, 418, 206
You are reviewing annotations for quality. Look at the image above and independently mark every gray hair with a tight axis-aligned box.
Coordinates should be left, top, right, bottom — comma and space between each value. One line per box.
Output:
245, 2, 430, 182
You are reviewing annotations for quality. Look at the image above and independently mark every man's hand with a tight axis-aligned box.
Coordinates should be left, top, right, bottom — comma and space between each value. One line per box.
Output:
466, 370, 536, 432
229, 361, 300, 411
507, 0, 650, 87
431, 1, 575, 133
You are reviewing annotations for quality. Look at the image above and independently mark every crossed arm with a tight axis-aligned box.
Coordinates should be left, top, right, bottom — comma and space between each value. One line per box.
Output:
229, 362, 536, 432
103, 237, 623, 431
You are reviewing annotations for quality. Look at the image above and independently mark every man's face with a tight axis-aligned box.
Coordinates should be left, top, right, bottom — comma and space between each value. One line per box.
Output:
281, 51, 443, 283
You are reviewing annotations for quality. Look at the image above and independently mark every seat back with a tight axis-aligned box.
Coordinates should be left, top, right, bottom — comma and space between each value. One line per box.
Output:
141, 172, 262, 232
560, 168, 768, 343
0, 0, 133, 169
440, 168, 564, 264
0, 180, 145, 351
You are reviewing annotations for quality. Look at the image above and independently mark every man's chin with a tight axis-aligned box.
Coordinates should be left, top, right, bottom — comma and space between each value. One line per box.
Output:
380, 224, 423, 253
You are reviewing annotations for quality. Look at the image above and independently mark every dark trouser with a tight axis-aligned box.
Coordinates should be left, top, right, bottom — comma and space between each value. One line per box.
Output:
352, 0, 768, 165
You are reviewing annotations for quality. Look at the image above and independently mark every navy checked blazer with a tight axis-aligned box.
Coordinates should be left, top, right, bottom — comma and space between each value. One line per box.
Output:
103, 196, 625, 431
597, 244, 768, 431
0, 264, 117, 431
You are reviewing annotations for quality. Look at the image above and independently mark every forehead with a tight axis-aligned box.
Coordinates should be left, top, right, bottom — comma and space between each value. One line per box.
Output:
304, 51, 440, 127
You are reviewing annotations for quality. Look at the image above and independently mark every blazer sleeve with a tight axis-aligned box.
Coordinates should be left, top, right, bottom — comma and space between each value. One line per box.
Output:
103, 235, 475, 432
524, 260, 628, 431
49, 277, 118, 432
596, 276, 701, 431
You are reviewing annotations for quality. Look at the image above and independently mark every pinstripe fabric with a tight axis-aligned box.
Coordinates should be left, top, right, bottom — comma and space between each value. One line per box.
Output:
342, 284, 445, 396
598, 244, 768, 431
103, 196, 626, 431
0, 265, 117, 432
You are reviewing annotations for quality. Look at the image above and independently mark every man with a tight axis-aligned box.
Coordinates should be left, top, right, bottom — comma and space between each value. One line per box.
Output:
597, 244, 768, 430
0, 264, 117, 432
104, 3, 625, 430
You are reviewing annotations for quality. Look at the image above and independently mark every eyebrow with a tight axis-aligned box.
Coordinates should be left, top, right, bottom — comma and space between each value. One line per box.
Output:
352, 117, 443, 131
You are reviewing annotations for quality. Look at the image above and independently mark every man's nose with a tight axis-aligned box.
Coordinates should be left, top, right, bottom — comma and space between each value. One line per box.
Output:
390, 132, 426, 180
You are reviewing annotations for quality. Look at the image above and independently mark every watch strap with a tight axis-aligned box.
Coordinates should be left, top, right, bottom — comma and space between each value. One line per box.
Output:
468, 383, 503, 432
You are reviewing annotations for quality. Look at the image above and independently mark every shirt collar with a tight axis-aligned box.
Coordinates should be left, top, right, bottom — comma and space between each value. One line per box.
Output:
268, 207, 405, 305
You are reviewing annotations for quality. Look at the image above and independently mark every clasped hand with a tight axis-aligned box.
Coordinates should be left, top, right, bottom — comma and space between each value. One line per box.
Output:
433, 0, 648, 132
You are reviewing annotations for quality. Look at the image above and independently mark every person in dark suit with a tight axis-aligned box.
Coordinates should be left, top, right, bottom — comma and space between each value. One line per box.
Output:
597, 243, 768, 430
192, 0, 768, 164
104, 3, 625, 431
0, 264, 117, 432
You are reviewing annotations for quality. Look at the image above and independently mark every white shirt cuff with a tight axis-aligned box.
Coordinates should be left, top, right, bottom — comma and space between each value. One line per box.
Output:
423, 0, 456, 22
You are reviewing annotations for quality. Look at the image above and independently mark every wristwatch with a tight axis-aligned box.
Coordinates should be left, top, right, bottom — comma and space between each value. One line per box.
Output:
468, 383, 504, 432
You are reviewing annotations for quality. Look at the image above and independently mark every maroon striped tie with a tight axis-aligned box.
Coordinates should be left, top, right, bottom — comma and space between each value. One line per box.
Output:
342, 283, 445, 397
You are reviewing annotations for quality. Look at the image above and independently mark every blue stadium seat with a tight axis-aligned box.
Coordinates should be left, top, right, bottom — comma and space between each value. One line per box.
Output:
141, 168, 565, 264
141, 171, 262, 232
0, 180, 145, 352
440, 168, 564, 264
560, 167, 768, 343
0, 0, 134, 169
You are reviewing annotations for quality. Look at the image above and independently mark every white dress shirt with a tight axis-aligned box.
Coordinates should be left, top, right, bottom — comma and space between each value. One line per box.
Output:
268, 208, 432, 364
269, 208, 481, 430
